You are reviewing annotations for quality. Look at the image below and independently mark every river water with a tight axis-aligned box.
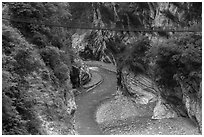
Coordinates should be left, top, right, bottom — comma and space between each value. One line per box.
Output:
74, 68, 117, 135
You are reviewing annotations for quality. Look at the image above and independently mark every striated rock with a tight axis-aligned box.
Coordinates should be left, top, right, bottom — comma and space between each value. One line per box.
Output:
99, 50, 117, 65
83, 71, 102, 89
122, 68, 158, 104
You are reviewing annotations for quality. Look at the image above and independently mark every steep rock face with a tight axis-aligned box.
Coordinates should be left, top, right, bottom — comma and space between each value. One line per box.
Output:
180, 81, 202, 133
121, 68, 181, 119
27, 70, 77, 135
78, 59, 92, 85
2, 23, 77, 135
121, 68, 158, 104
72, 30, 116, 65
71, 58, 91, 88
121, 66, 202, 132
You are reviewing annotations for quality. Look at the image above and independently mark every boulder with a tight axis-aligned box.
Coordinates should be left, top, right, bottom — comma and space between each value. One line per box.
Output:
152, 98, 178, 119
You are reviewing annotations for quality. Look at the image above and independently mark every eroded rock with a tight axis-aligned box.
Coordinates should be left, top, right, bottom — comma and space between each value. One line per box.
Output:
179, 80, 202, 133
152, 98, 178, 119
122, 68, 158, 104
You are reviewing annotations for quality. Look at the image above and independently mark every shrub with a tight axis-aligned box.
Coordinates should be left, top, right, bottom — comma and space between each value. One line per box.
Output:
150, 33, 202, 95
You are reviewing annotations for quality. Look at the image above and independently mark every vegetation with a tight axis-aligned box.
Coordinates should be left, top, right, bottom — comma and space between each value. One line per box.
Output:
73, 2, 202, 131
2, 3, 76, 134
150, 33, 201, 91
2, 2, 202, 134
71, 2, 201, 97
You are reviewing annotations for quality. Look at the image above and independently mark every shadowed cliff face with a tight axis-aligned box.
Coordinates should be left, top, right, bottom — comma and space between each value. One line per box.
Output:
179, 81, 202, 133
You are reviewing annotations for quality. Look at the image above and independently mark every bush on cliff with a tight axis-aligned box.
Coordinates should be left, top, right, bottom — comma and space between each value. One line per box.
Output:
2, 16, 76, 135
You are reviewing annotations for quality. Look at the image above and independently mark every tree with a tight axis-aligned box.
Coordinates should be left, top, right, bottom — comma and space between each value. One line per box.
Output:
7, 2, 72, 50
160, 2, 202, 29
2, 3, 77, 134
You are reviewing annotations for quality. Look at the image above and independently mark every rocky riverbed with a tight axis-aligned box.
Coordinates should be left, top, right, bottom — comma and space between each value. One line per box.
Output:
75, 62, 201, 135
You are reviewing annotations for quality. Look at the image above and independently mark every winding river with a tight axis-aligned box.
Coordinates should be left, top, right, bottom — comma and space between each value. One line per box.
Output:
74, 67, 117, 135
